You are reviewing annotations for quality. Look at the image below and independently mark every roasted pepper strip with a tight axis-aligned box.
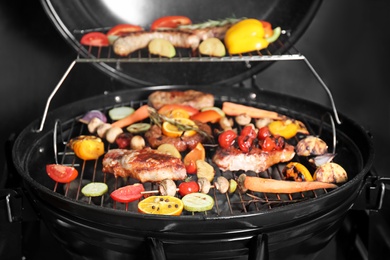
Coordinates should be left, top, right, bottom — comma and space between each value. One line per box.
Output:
69, 135, 105, 160
283, 162, 314, 182
224, 19, 269, 54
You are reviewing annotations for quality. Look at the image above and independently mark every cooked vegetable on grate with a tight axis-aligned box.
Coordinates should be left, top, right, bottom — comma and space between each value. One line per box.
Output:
182, 193, 214, 212
46, 164, 78, 183
82, 182, 108, 197
108, 106, 135, 121
314, 162, 348, 183
198, 37, 226, 57
222, 101, 284, 120
110, 183, 145, 203
296, 136, 328, 156
126, 123, 151, 134
111, 105, 149, 129
148, 38, 176, 58
238, 174, 337, 194
151, 16, 192, 30
80, 32, 109, 47
69, 135, 105, 160
79, 110, 107, 124
283, 162, 314, 182
178, 180, 200, 197
190, 109, 222, 123
268, 120, 299, 139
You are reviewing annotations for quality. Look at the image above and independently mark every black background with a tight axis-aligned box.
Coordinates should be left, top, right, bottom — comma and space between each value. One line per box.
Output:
0, 0, 389, 259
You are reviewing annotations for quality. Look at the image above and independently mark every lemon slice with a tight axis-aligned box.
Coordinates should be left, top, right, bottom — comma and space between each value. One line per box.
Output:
182, 193, 214, 212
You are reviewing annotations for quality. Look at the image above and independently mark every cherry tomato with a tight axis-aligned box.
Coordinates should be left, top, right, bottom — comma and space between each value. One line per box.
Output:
261, 136, 276, 151
257, 126, 272, 140
46, 164, 78, 183
178, 181, 199, 197
273, 136, 285, 151
185, 159, 197, 174
80, 32, 109, 47
115, 133, 133, 149
151, 16, 192, 30
240, 125, 257, 139
218, 130, 237, 149
107, 24, 143, 36
110, 183, 145, 203
237, 136, 253, 153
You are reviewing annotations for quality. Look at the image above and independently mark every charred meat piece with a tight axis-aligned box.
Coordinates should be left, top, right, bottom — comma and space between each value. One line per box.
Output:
180, 23, 233, 41
148, 89, 214, 110
212, 144, 296, 173
102, 148, 186, 183
144, 122, 212, 152
113, 31, 200, 56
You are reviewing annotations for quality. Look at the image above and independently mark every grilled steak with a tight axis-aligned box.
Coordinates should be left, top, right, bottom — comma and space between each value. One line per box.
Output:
102, 148, 186, 183
212, 144, 296, 173
113, 31, 200, 56
144, 122, 212, 152
148, 89, 214, 110
180, 23, 233, 41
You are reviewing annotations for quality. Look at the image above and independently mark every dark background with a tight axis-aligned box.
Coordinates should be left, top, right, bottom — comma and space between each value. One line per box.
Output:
1, 0, 388, 178
0, 0, 389, 259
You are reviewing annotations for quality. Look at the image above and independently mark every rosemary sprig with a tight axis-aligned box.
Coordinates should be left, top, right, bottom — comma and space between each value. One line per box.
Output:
148, 107, 214, 143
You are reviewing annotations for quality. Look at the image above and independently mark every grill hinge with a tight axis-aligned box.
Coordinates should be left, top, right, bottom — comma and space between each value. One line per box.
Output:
354, 174, 390, 211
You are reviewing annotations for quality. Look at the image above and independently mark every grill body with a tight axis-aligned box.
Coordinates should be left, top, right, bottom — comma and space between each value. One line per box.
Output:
12, 85, 374, 259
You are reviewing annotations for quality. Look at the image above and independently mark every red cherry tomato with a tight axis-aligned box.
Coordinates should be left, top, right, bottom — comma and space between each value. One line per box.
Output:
185, 160, 197, 174
240, 125, 257, 139
178, 181, 199, 197
237, 136, 253, 153
110, 183, 145, 203
261, 136, 276, 151
218, 130, 237, 149
115, 133, 133, 149
151, 16, 192, 30
273, 136, 286, 151
46, 164, 78, 183
107, 24, 143, 36
257, 126, 272, 140
80, 32, 109, 47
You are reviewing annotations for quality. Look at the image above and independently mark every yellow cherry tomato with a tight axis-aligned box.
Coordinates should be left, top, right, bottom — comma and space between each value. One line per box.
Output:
69, 135, 105, 160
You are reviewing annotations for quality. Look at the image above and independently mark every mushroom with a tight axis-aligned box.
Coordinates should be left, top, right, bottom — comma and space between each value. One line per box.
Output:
219, 116, 234, 130
105, 126, 123, 143
88, 117, 104, 133
235, 113, 252, 126
130, 135, 145, 150
296, 136, 328, 156
96, 123, 112, 138
197, 177, 211, 194
159, 179, 177, 196
314, 162, 348, 183
214, 176, 230, 194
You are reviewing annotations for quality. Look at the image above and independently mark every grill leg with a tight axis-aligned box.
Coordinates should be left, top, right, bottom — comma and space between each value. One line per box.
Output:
147, 237, 166, 260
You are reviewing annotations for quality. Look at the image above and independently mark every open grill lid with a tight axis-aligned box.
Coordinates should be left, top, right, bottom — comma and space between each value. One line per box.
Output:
40, 0, 322, 86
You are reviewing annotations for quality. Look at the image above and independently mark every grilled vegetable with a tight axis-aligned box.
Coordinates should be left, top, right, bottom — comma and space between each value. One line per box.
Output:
268, 120, 298, 139
259, 20, 273, 38
148, 38, 176, 58
46, 164, 78, 183
80, 32, 109, 47
110, 183, 145, 203
190, 109, 222, 123
283, 162, 313, 182
197, 177, 211, 194
126, 123, 151, 134
224, 19, 269, 54
81, 182, 108, 197
313, 162, 348, 183
238, 174, 337, 194
214, 176, 229, 194
218, 129, 237, 149
151, 16, 192, 30
222, 102, 284, 120
199, 38, 226, 57
159, 179, 177, 196
158, 104, 199, 117
265, 26, 281, 43
178, 180, 199, 197
130, 135, 145, 150
69, 136, 105, 160
87, 117, 104, 134
111, 105, 149, 129
182, 193, 214, 212
115, 132, 133, 149
183, 142, 206, 173
108, 106, 135, 121
296, 136, 328, 156
157, 143, 182, 159
105, 126, 123, 143
196, 160, 215, 182
79, 110, 107, 124
107, 24, 143, 44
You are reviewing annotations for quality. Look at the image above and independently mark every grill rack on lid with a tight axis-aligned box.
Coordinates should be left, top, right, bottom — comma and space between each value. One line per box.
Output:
47, 95, 338, 217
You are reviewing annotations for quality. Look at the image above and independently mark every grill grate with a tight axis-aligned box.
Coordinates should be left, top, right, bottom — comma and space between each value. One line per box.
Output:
49, 97, 334, 217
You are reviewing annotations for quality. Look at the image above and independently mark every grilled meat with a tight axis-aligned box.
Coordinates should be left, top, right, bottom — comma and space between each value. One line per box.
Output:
212, 144, 296, 173
113, 31, 200, 56
180, 23, 233, 41
144, 122, 212, 152
148, 89, 214, 110
102, 148, 186, 183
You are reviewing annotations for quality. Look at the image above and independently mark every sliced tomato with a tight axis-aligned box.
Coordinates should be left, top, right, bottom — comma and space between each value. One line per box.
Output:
46, 164, 78, 183
151, 16, 192, 30
107, 24, 143, 36
259, 20, 273, 38
110, 183, 145, 203
80, 32, 109, 47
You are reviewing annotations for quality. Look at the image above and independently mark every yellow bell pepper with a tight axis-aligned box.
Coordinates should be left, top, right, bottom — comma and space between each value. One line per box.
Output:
224, 19, 269, 54
283, 162, 314, 182
69, 135, 105, 160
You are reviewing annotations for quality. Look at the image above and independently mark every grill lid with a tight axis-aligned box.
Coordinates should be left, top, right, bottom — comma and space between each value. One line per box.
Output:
40, 0, 322, 86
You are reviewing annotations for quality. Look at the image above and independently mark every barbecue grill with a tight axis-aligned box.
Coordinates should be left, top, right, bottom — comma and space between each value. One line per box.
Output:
4, 0, 389, 259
